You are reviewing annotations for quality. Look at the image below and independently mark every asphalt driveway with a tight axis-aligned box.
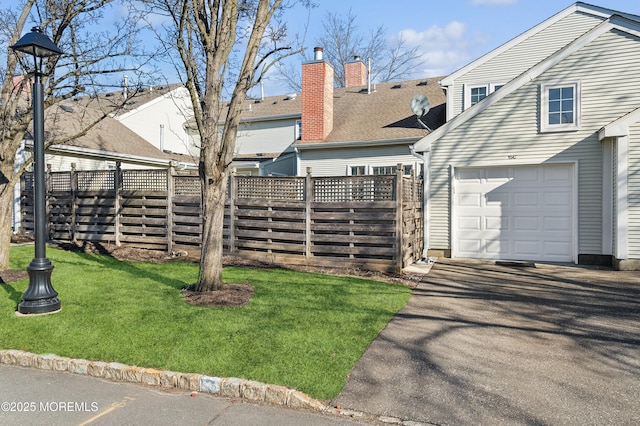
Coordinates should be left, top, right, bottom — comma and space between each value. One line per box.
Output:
332, 259, 640, 425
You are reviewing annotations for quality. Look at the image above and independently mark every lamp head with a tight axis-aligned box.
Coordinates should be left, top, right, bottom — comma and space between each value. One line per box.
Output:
10, 26, 63, 58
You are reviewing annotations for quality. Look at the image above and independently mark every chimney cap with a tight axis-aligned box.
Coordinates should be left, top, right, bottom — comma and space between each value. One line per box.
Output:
313, 46, 323, 61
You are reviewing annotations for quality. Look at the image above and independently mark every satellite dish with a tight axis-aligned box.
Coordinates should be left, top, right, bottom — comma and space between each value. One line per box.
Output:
410, 94, 432, 131
410, 94, 430, 117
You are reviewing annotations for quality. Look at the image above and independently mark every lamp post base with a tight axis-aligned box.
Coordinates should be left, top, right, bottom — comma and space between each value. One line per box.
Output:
18, 258, 60, 315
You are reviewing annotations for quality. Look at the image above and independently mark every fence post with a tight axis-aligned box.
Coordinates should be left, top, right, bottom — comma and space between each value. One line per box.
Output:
114, 161, 121, 246
167, 167, 174, 254
70, 163, 77, 242
305, 167, 312, 261
227, 170, 236, 254
395, 163, 404, 273
45, 164, 52, 240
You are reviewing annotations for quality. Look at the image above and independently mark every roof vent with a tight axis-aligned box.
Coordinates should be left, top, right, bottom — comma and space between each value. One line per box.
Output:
285, 93, 297, 100
60, 105, 74, 113
417, 81, 429, 86
392, 84, 402, 89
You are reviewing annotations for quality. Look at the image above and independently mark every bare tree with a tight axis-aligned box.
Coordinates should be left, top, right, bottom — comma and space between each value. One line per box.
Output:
276, 8, 423, 92
148, 0, 308, 292
0, 0, 153, 270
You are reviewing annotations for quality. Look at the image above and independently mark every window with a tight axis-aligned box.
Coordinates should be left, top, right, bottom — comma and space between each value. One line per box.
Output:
464, 83, 504, 110
470, 86, 487, 106
294, 120, 302, 140
372, 165, 397, 175
540, 81, 581, 132
349, 165, 367, 176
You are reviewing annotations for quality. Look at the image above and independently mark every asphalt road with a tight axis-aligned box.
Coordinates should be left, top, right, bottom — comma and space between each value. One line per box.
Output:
0, 365, 368, 426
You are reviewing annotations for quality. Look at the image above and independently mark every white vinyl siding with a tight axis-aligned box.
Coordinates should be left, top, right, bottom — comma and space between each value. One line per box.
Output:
450, 12, 604, 118
429, 28, 640, 258
235, 118, 297, 156
297, 144, 419, 177
629, 124, 640, 258
117, 87, 193, 155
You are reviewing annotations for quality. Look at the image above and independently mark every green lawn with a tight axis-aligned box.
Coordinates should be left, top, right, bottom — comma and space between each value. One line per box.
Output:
0, 245, 411, 400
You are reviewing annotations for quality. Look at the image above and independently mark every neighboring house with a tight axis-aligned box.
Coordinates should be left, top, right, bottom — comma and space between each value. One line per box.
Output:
184, 89, 302, 176
412, 2, 640, 270
294, 50, 446, 177
14, 87, 196, 233
113, 83, 197, 158
36, 93, 195, 171
185, 50, 446, 177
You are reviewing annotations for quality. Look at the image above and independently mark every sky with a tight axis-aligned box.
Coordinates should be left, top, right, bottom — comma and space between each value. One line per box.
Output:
5, 0, 640, 97
252, 0, 640, 95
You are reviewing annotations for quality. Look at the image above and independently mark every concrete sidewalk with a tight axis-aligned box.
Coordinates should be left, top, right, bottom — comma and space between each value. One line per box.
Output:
0, 364, 368, 426
333, 259, 640, 425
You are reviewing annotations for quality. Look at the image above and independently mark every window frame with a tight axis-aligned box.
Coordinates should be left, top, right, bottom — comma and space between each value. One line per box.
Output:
294, 119, 302, 140
347, 165, 367, 176
540, 81, 581, 133
464, 82, 506, 110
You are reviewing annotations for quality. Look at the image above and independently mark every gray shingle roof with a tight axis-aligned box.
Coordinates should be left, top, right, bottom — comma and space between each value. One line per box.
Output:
231, 77, 445, 147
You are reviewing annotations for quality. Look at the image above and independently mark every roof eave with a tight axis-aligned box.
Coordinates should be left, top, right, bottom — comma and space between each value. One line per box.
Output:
47, 144, 197, 169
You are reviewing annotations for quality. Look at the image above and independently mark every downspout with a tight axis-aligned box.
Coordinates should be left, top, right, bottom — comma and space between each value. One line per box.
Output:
294, 146, 301, 176
411, 143, 431, 260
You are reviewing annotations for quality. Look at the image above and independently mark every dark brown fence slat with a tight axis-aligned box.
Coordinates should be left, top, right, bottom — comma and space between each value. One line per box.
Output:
20, 168, 424, 273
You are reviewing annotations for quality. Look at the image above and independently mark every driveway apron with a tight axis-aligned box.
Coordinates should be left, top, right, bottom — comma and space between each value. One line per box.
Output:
332, 259, 640, 425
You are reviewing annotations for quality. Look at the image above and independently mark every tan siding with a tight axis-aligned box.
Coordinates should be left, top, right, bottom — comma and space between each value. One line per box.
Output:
629, 125, 640, 257
430, 29, 640, 257
450, 12, 604, 118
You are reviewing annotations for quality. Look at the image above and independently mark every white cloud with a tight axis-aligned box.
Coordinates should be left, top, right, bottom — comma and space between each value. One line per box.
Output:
396, 21, 489, 78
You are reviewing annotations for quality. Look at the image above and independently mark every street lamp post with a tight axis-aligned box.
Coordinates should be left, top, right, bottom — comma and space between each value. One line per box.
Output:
11, 27, 63, 315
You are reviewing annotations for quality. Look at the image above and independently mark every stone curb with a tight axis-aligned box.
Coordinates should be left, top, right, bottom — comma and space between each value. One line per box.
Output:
0, 349, 326, 411
0, 349, 429, 425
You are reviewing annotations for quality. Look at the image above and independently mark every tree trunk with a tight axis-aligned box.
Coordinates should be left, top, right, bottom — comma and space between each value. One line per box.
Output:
196, 170, 229, 292
0, 180, 16, 271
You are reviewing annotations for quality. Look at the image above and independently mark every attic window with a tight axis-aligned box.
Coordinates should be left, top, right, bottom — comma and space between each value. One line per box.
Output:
540, 81, 581, 132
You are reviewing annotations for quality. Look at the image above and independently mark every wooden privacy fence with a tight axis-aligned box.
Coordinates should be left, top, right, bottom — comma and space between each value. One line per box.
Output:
20, 164, 424, 272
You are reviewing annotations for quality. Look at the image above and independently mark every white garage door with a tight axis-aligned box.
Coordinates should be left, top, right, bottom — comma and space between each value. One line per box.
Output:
454, 164, 574, 262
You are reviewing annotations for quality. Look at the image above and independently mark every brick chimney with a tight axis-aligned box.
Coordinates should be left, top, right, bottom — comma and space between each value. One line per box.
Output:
344, 55, 367, 88
301, 47, 333, 141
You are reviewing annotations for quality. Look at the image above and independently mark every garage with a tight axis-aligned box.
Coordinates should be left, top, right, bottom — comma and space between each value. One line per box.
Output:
454, 163, 575, 262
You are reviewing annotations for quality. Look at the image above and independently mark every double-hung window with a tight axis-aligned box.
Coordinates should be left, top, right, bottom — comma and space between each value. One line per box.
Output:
540, 81, 581, 132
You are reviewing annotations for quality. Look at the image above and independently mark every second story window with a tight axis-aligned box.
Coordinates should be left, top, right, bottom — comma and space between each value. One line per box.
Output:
540, 81, 581, 132
464, 82, 505, 111
470, 86, 487, 106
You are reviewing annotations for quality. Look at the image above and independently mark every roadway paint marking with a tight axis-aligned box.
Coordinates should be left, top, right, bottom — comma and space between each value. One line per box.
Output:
78, 396, 135, 425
